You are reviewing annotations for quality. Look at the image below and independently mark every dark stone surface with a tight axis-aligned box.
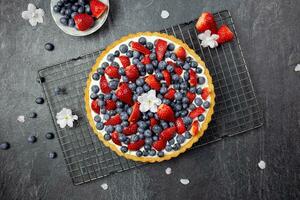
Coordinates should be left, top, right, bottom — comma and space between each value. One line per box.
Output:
0, 0, 299, 199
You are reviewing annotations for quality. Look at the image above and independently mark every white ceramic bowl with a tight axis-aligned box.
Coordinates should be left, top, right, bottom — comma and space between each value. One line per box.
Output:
50, 0, 109, 36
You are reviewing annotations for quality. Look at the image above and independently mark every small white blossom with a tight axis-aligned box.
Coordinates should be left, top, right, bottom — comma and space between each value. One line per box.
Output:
258, 160, 266, 169
180, 178, 190, 185
198, 30, 219, 48
21, 3, 44, 26
165, 167, 172, 175
294, 64, 300, 72
17, 115, 25, 123
101, 183, 108, 190
138, 90, 162, 113
56, 108, 78, 128
161, 10, 170, 19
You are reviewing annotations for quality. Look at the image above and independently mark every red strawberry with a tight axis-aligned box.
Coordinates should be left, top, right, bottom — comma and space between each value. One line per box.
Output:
162, 70, 171, 86
201, 87, 210, 100
123, 123, 138, 136
128, 102, 140, 123
119, 56, 130, 68
164, 88, 176, 100
186, 91, 196, 103
167, 61, 183, 75
160, 126, 177, 141
105, 100, 116, 110
152, 139, 166, 151
74, 13, 94, 31
116, 83, 133, 105
155, 39, 168, 62
145, 75, 161, 91
175, 46, 186, 61
100, 75, 111, 94
130, 42, 151, 55
175, 118, 186, 134
216, 25, 234, 44
189, 107, 205, 119
91, 99, 100, 114
128, 139, 145, 151
141, 54, 151, 65
104, 114, 122, 125
105, 66, 120, 79
195, 12, 217, 34
157, 104, 175, 122
190, 121, 199, 136
90, 0, 108, 19
111, 132, 121, 145
125, 65, 139, 82
150, 118, 158, 128
189, 69, 197, 86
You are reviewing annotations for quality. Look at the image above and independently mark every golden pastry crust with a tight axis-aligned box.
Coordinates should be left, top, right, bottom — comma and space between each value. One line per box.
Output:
84, 32, 215, 163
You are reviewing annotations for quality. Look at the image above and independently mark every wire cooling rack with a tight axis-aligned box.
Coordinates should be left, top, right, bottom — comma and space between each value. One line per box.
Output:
38, 10, 263, 185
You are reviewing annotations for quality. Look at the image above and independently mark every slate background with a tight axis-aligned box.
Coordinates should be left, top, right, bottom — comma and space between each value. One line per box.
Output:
0, 0, 299, 199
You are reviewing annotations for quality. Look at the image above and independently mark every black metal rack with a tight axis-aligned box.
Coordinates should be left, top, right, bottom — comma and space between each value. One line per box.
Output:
38, 10, 263, 185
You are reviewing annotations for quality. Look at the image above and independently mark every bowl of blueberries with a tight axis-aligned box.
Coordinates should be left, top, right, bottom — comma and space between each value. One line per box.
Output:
51, 0, 109, 36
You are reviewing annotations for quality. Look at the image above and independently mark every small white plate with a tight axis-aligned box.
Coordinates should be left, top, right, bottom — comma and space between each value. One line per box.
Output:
50, 0, 109, 36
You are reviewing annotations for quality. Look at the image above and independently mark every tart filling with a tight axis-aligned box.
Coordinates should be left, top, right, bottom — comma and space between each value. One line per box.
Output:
85, 32, 215, 162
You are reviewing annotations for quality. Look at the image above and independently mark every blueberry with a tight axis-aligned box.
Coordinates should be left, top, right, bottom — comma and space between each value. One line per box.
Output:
152, 60, 158, 67
64, 3, 72, 8
194, 98, 203, 106
172, 143, 181, 150
157, 151, 164, 157
166, 65, 174, 73
137, 63, 145, 72
44, 43, 55, 51
165, 51, 171, 58
162, 99, 170, 104
127, 108, 132, 115
65, 8, 72, 16
129, 83, 137, 91
184, 132, 192, 139
190, 61, 198, 68
57, 1, 63, 7
136, 78, 144, 86
44, 132, 55, 140
170, 53, 177, 61
105, 125, 114, 133
120, 146, 128, 153
152, 135, 158, 141
35, 97, 44, 104
138, 37, 147, 45
92, 74, 100, 82
198, 115, 205, 122
167, 43, 175, 51
90, 93, 98, 100
136, 150, 143, 157
145, 137, 153, 145
96, 122, 104, 130
48, 152, 57, 159
121, 121, 129, 127
183, 63, 190, 70
93, 115, 101, 123
108, 80, 119, 90
90, 85, 99, 94
120, 112, 128, 120
176, 134, 186, 144
60, 7, 66, 15
78, 6, 85, 13
189, 104, 196, 110
182, 97, 189, 104
53, 5, 61, 13
165, 145, 172, 152
107, 54, 115, 62
161, 121, 169, 129
172, 74, 179, 82
146, 42, 153, 50
159, 87, 167, 94
0, 142, 10, 150
183, 116, 192, 125
198, 77, 206, 84
186, 56, 192, 62
116, 101, 123, 108
149, 149, 156, 156
103, 114, 110, 120
169, 122, 175, 127
60, 16, 69, 25
133, 51, 140, 58
114, 50, 120, 57
196, 87, 202, 94
180, 110, 188, 117
104, 134, 111, 141
175, 112, 180, 118
158, 61, 167, 70
71, 5, 78, 11
143, 84, 150, 92
28, 135, 37, 144
155, 72, 164, 81
85, 4, 91, 14
119, 44, 128, 53
190, 87, 196, 93
28, 112, 37, 118
196, 67, 203, 74
140, 71, 146, 76
136, 86, 144, 95
168, 138, 175, 145
176, 60, 184, 67
78, 0, 87, 5
145, 64, 154, 74
175, 104, 182, 111
101, 62, 109, 69
152, 125, 162, 134
131, 135, 139, 142
203, 101, 210, 109
132, 58, 139, 65
122, 76, 129, 82
149, 53, 156, 60
174, 92, 183, 100
144, 129, 152, 138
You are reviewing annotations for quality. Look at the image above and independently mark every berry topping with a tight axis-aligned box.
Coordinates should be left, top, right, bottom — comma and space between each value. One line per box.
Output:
160, 126, 177, 141
190, 121, 199, 136
111, 132, 121, 145
145, 75, 161, 91
128, 139, 145, 151
104, 114, 122, 125
216, 25, 234, 44
162, 70, 171, 86
152, 139, 167, 151
116, 83, 133, 105
105, 99, 117, 110
175, 46, 186, 61
195, 12, 217, 34
130, 42, 151, 55
150, 118, 158, 127
189, 69, 197, 86
155, 39, 168, 62
123, 123, 138, 135
186, 91, 196, 103
175, 118, 186, 134
128, 102, 141, 123
90, 0, 108, 18
125, 65, 140, 82
141, 54, 151, 64
100, 75, 111, 94
189, 107, 205, 119
157, 104, 175, 122
119, 55, 130, 68
91, 99, 100, 114
105, 66, 121, 79
201, 87, 210, 100
74, 13, 94, 31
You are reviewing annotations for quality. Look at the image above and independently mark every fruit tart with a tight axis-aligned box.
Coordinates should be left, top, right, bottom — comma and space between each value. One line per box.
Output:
85, 32, 215, 162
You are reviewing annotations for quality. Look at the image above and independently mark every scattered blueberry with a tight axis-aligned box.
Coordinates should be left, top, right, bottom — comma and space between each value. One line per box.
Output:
0, 142, 10, 150
68, 18, 75, 27
120, 146, 128, 153
146, 42, 153, 50
27, 135, 37, 144
96, 122, 104, 130
107, 54, 115, 62
196, 67, 203, 74
138, 37, 147, 45
119, 44, 128, 53
45, 132, 55, 139
44, 43, 55, 51
136, 150, 143, 157
48, 152, 57, 159
28, 112, 37, 118
195, 98, 203, 106
167, 43, 175, 51
104, 134, 111, 141
60, 17, 68, 26
198, 115, 205, 122
149, 149, 156, 156
184, 132, 192, 139
176, 135, 186, 144
198, 76, 206, 84
35, 97, 44, 104
190, 61, 198, 68
203, 101, 210, 109
53, 5, 61, 13
196, 87, 202, 94
157, 151, 164, 157
165, 145, 172, 152
133, 51, 140, 58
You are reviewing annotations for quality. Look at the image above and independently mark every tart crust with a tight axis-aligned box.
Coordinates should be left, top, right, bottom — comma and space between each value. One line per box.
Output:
84, 32, 215, 162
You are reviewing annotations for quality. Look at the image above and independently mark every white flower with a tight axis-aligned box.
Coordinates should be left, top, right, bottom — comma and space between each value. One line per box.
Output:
56, 108, 78, 128
161, 10, 170, 19
21, 3, 44, 26
180, 178, 190, 185
101, 183, 108, 190
198, 30, 219, 48
165, 167, 172, 175
137, 90, 162, 113
258, 160, 266, 169
294, 64, 300, 72
17, 115, 25, 123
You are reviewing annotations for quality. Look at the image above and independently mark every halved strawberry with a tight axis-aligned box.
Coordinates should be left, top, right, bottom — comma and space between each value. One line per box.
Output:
186, 91, 196, 103
100, 75, 111, 94
190, 121, 199, 136
216, 25, 234, 44
155, 39, 168, 62
152, 139, 166, 151
201, 87, 210, 100
189, 69, 197, 86
116, 83, 133, 105
125, 65, 139, 82
175, 46, 186, 61
90, 0, 108, 19
157, 104, 175, 122
150, 118, 158, 128
111, 132, 121, 145
119, 55, 130, 68
195, 12, 217, 34
105, 100, 116, 110
160, 126, 177, 141
128, 102, 140, 123
104, 114, 122, 125
162, 70, 171, 86
145, 75, 161, 91
164, 88, 176, 100
91, 99, 100, 114
128, 139, 145, 151
141, 54, 151, 65
189, 107, 205, 119
175, 118, 186, 134
130, 42, 151, 55
105, 66, 120, 79
123, 123, 138, 135
74, 13, 94, 31
167, 61, 183, 76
